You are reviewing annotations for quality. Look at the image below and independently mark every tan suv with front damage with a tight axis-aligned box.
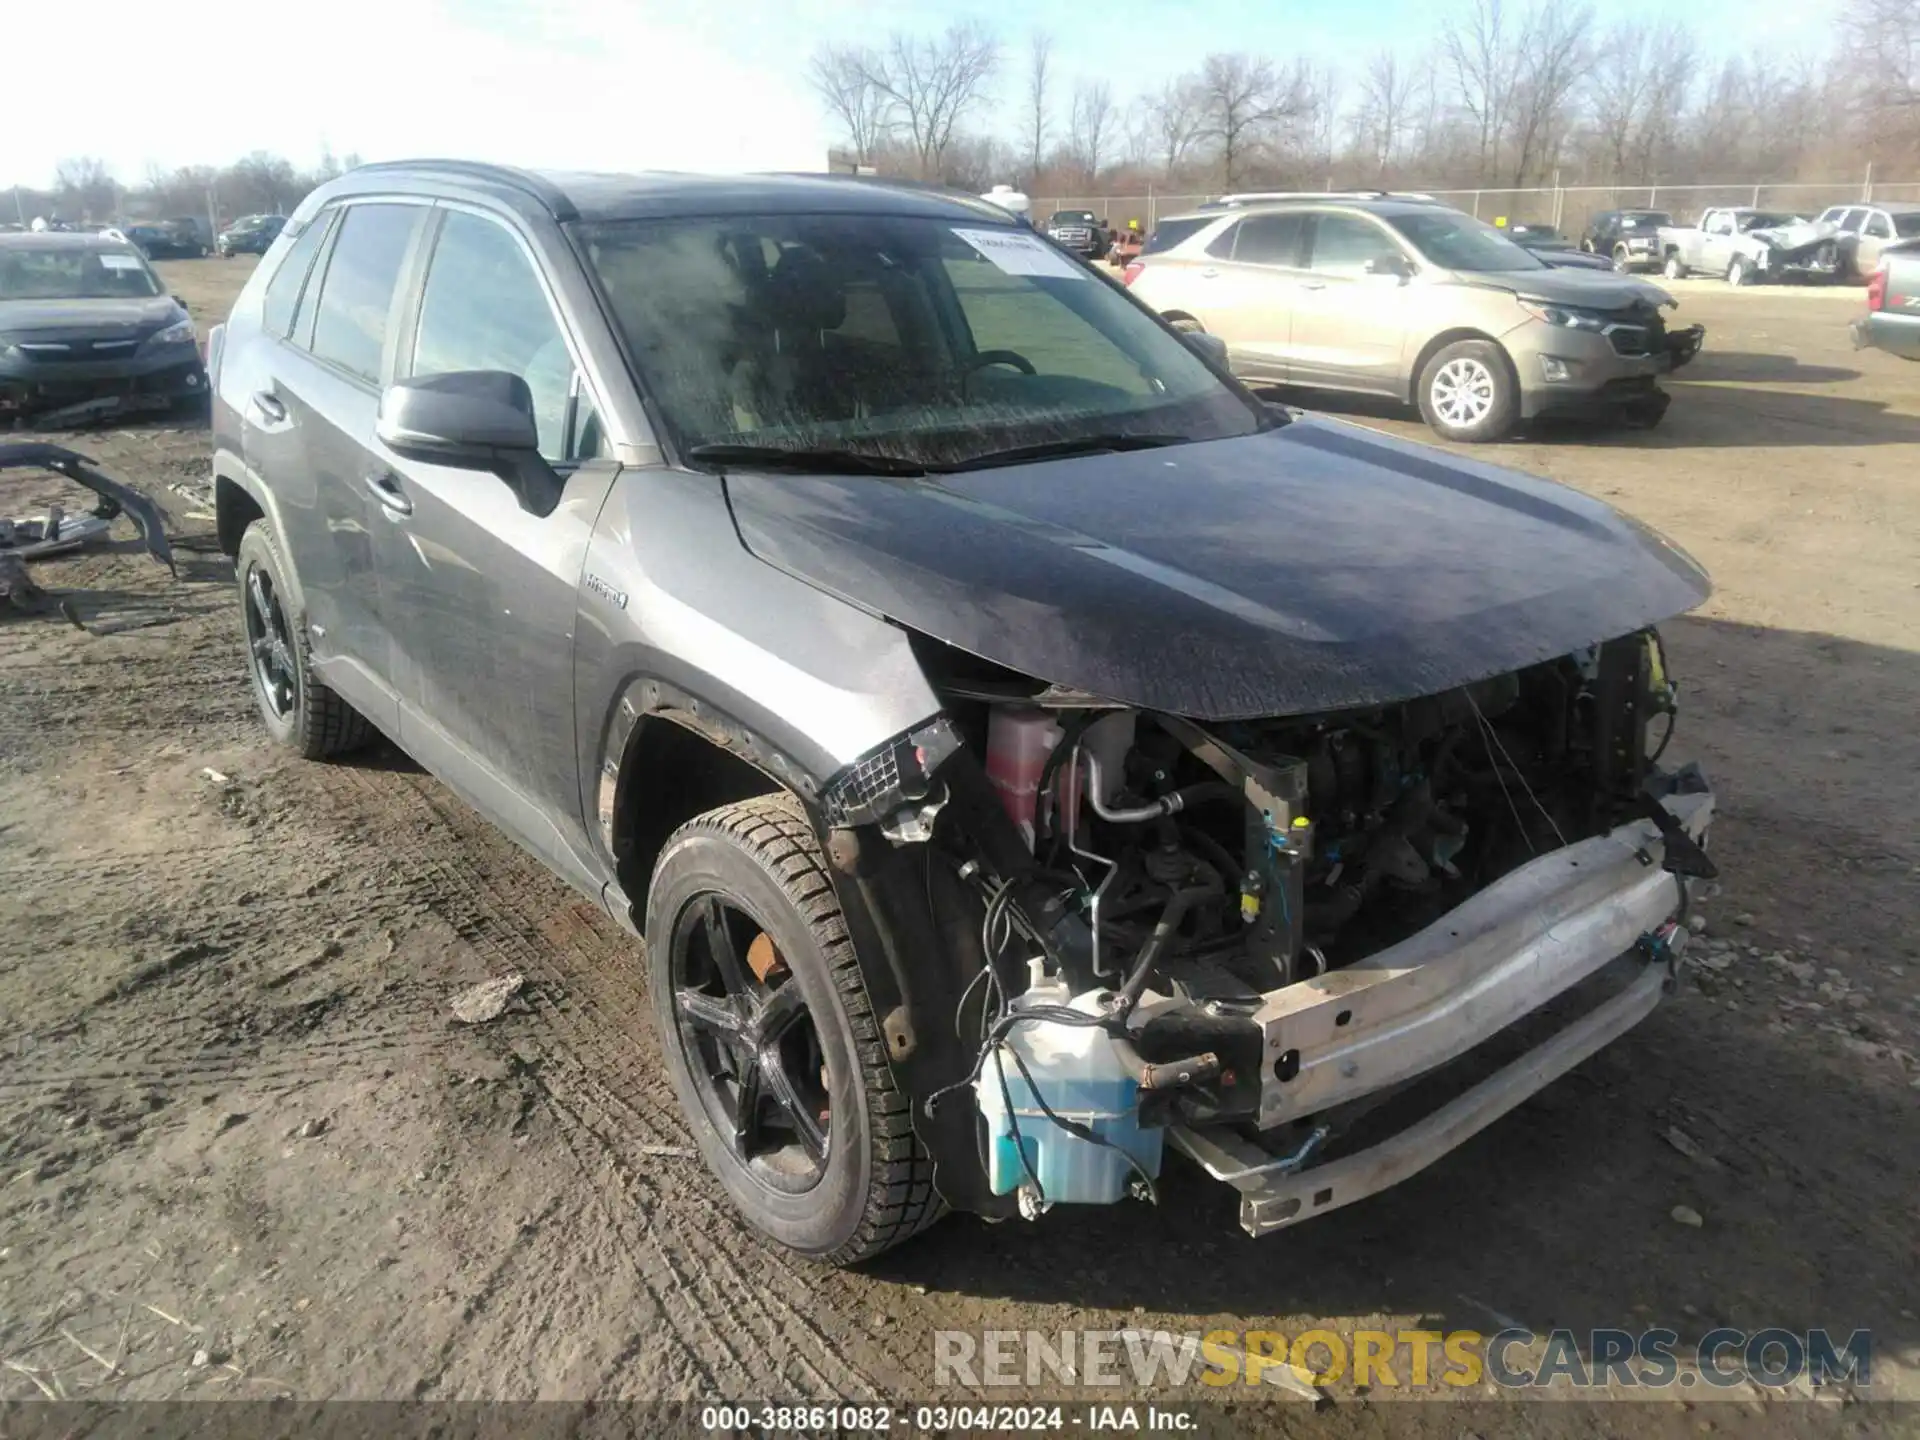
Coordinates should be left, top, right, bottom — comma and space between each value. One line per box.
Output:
1126, 198, 1704, 441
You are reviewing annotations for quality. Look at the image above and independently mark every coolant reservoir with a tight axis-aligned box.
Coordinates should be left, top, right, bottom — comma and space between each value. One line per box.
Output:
975, 970, 1163, 1208
986, 708, 1062, 851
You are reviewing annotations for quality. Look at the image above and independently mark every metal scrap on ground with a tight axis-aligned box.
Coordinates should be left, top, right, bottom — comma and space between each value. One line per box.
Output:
0, 441, 176, 612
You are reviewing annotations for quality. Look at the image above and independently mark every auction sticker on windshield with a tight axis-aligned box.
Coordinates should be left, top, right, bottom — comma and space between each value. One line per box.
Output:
98, 254, 145, 271
952, 228, 1087, 280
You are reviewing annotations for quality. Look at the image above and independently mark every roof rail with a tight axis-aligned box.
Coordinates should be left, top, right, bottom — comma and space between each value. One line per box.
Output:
343, 159, 578, 221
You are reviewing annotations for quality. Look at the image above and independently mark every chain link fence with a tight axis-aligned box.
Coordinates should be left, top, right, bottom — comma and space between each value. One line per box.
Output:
1036, 180, 1920, 242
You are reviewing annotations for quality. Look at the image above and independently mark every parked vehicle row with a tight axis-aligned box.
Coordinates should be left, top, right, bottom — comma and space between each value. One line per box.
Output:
206, 162, 1716, 1266
1123, 195, 1702, 442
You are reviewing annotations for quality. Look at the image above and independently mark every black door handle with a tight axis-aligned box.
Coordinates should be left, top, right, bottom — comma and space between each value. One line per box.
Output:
363, 470, 412, 516
251, 390, 286, 422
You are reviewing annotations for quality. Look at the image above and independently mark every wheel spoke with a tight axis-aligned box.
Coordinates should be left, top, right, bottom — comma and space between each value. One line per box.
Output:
701, 897, 753, 999
752, 978, 806, 1047
730, 1057, 765, 1149
247, 568, 273, 632
758, 1052, 827, 1161
676, 986, 747, 1038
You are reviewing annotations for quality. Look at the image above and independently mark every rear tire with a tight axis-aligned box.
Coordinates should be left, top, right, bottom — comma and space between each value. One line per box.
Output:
236, 522, 374, 760
1416, 339, 1517, 443
647, 794, 942, 1265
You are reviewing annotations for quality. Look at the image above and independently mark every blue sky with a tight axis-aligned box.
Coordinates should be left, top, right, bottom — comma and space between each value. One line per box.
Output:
1, 0, 1840, 189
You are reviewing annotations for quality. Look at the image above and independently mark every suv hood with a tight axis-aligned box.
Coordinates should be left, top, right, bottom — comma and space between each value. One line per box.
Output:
0, 295, 181, 336
723, 418, 1710, 720
1460, 266, 1674, 309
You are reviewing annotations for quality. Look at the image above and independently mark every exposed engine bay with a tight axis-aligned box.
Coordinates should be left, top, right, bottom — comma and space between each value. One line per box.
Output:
834, 627, 1713, 1228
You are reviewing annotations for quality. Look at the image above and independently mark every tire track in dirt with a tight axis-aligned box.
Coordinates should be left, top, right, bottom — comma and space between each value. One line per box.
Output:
317, 763, 906, 1399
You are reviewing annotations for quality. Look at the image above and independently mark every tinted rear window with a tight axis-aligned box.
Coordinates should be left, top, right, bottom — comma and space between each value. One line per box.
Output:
1143, 217, 1212, 254
308, 204, 418, 383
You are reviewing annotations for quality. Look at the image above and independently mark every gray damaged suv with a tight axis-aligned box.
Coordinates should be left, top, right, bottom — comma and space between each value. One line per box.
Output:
210, 162, 1717, 1264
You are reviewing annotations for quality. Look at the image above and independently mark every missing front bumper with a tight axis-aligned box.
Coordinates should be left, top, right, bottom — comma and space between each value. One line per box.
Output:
1163, 791, 1711, 1234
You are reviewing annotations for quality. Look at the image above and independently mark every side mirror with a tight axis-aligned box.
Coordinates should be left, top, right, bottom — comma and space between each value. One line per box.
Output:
377, 370, 559, 515
1181, 330, 1228, 366
1364, 255, 1413, 280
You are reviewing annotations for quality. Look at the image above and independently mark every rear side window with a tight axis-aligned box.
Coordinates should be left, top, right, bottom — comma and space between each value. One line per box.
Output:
1865, 212, 1894, 239
1307, 214, 1403, 274
1837, 209, 1865, 233
1142, 217, 1211, 255
1232, 212, 1308, 266
261, 212, 333, 339
309, 204, 419, 383
411, 210, 574, 462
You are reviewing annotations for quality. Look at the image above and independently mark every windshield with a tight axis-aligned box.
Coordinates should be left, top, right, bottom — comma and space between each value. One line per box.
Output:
1619, 212, 1671, 229
1050, 212, 1097, 226
581, 213, 1263, 468
1386, 212, 1544, 272
0, 246, 164, 300
1740, 213, 1797, 231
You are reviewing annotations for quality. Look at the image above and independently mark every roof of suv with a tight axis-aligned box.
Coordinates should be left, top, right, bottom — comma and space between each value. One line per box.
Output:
1162, 196, 1450, 227
0, 232, 139, 252
322, 160, 1012, 227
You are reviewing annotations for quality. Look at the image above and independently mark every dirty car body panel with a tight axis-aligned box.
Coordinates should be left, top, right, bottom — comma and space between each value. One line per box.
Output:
210, 161, 1717, 1259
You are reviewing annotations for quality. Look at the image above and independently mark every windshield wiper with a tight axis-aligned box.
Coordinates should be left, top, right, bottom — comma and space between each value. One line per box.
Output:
932, 433, 1188, 472
686, 443, 926, 477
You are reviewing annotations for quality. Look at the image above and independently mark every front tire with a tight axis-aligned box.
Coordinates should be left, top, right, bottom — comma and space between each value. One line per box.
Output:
1417, 339, 1517, 443
1663, 251, 1688, 280
235, 522, 373, 759
1727, 256, 1752, 287
1612, 242, 1632, 270
647, 794, 941, 1265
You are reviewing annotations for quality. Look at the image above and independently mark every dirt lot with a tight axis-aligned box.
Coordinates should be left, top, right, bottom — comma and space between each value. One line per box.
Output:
1, 257, 1915, 1432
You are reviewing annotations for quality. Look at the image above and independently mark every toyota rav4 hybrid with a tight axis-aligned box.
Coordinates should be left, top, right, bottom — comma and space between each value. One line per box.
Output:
208, 163, 1717, 1265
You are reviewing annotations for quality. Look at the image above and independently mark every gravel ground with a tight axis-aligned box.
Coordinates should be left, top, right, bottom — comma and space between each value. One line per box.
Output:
0, 258, 1913, 1435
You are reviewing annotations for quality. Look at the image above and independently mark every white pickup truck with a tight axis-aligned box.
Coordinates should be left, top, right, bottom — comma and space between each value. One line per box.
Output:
1656, 207, 1844, 285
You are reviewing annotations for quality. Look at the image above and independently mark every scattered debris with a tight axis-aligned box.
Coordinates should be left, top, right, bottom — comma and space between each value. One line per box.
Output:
1671, 1204, 1705, 1228
636, 1143, 697, 1160
191, 1348, 211, 1368
451, 974, 525, 1025
0, 442, 177, 615
296, 1117, 329, 1139
200, 768, 231, 785
1663, 1126, 1723, 1170
1687, 913, 1708, 934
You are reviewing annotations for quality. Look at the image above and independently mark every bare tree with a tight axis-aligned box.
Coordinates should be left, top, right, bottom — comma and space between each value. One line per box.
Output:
1024, 32, 1054, 188
1840, 0, 1920, 168
810, 43, 895, 164
1143, 77, 1205, 180
1355, 50, 1419, 177
1442, 0, 1518, 181
866, 24, 1000, 180
1070, 79, 1116, 183
1503, 2, 1593, 186
53, 156, 116, 222
1193, 53, 1302, 189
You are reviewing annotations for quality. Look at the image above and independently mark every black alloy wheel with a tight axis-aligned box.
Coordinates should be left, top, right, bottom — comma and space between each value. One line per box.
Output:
669, 893, 830, 1190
